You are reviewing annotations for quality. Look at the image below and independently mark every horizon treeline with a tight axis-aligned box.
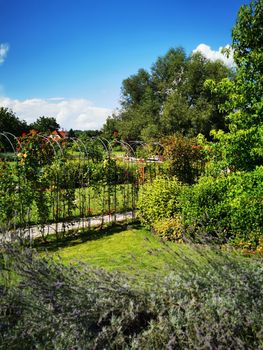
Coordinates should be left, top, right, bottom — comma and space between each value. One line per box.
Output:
0, 47, 234, 145
102, 47, 234, 141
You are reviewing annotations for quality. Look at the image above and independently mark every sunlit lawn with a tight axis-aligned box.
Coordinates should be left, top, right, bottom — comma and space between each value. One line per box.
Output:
35, 223, 251, 279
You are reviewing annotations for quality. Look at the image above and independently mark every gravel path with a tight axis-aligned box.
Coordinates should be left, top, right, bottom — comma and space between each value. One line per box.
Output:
1, 211, 135, 243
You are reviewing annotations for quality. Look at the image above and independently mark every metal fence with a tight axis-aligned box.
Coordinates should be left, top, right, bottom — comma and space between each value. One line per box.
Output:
0, 132, 164, 243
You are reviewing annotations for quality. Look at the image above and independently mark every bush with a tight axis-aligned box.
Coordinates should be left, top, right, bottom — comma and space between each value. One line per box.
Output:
45, 158, 138, 189
162, 134, 205, 184
0, 161, 33, 229
1, 245, 263, 349
152, 216, 184, 241
137, 176, 182, 227
180, 167, 263, 247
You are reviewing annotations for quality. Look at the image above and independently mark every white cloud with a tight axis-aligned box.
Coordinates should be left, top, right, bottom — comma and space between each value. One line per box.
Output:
0, 43, 9, 64
192, 43, 234, 67
0, 96, 112, 130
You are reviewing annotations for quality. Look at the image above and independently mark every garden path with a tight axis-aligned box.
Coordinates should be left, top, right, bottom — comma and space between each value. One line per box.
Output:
1, 211, 134, 243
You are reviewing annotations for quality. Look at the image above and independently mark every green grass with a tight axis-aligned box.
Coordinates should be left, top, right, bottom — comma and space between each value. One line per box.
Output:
2, 225, 262, 349
52, 226, 172, 274
35, 223, 251, 279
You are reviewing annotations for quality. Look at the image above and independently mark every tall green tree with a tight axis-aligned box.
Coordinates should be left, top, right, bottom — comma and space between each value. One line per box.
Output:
104, 47, 232, 141
207, 0, 263, 171
101, 115, 120, 140
160, 52, 232, 138
120, 68, 161, 140
151, 47, 187, 102
121, 69, 152, 107
30, 116, 60, 132
0, 107, 29, 151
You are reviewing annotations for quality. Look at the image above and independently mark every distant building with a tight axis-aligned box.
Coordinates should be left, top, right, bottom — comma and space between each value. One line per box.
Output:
50, 130, 69, 140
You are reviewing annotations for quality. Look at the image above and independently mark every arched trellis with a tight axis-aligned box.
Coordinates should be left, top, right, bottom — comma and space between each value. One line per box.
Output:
0, 133, 164, 243
68, 137, 90, 231
112, 139, 136, 158
0, 132, 26, 240
29, 134, 62, 241
145, 141, 165, 182
36, 134, 59, 156
110, 140, 137, 220
91, 136, 113, 224
151, 141, 165, 154
71, 137, 89, 158
1, 131, 20, 153
91, 136, 112, 157
129, 140, 164, 159
129, 140, 146, 155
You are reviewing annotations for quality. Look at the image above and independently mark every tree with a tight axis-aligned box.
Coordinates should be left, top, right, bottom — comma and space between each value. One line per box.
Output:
0, 107, 29, 151
161, 52, 231, 138
151, 47, 187, 101
121, 69, 152, 107
207, 0, 263, 171
119, 68, 161, 140
30, 116, 60, 132
103, 47, 232, 141
160, 92, 190, 135
101, 115, 120, 140
68, 128, 76, 138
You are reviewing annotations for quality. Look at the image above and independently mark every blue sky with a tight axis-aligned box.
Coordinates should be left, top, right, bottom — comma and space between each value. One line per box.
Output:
0, 0, 249, 130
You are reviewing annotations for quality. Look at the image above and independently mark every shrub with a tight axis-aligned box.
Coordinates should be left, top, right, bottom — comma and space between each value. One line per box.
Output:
180, 166, 263, 247
137, 176, 182, 227
45, 158, 138, 189
152, 216, 184, 241
162, 134, 205, 184
0, 161, 33, 230
1, 245, 263, 349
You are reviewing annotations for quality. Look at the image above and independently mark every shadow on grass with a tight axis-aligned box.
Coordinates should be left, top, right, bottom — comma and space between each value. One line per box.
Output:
34, 220, 143, 253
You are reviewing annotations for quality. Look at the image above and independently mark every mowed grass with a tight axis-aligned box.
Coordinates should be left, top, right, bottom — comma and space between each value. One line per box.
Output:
53, 227, 174, 274
36, 223, 250, 279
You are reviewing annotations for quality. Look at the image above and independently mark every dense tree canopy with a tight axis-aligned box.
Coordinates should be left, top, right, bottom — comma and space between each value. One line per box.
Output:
102, 48, 232, 141
30, 116, 60, 132
0, 107, 28, 135
0, 107, 29, 151
207, 0, 263, 171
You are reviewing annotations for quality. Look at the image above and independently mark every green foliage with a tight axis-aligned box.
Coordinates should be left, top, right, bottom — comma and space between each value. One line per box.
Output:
0, 108, 28, 151
17, 131, 57, 174
180, 167, 263, 247
16, 132, 60, 225
137, 176, 182, 227
101, 115, 119, 140
45, 158, 138, 188
71, 134, 105, 162
152, 216, 183, 242
122, 68, 152, 106
30, 116, 60, 132
162, 134, 205, 184
0, 134, 146, 231
173, 0, 263, 249
0, 160, 34, 229
206, 0, 263, 171
103, 47, 232, 141
0, 162, 21, 227
1, 245, 263, 349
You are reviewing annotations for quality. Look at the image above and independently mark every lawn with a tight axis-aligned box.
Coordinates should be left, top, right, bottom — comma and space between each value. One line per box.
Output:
51, 225, 175, 274
35, 223, 251, 279
2, 223, 262, 349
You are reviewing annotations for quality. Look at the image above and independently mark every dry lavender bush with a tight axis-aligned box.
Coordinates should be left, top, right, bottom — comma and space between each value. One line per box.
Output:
0, 244, 263, 350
